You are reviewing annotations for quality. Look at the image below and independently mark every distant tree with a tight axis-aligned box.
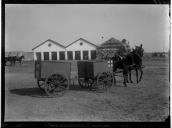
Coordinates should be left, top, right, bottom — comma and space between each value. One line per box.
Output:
122, 39, 127, 43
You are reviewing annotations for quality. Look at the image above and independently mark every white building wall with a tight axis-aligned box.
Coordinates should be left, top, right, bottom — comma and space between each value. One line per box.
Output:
33, 39, 97, 61
33, 40, 65, 52
66, 39, 96, 60
66, 40, 96, 51
33, 40, 66, 61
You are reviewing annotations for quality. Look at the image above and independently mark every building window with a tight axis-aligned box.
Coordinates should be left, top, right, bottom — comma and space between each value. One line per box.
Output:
67, 51, 73, 60
48, 43, 52, 47
59, 51, 65, 60
80, 42, 83, 46
108, 60, 113, 68
52, 52, 57, 60
91, 50, 96, 60
44, 52, 49, 60
83, 51, 89, 60
36, 52, 41, 60
75, 51, 81, 60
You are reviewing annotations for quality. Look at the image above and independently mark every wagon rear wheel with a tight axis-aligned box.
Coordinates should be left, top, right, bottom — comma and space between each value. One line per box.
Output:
44, 73, 69, 97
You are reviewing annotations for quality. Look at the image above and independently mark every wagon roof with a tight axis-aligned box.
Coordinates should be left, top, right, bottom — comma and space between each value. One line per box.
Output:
32, 39, 65, 50
66, 38, 98, 48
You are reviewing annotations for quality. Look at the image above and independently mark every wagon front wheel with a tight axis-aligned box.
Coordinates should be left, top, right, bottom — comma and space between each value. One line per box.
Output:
37, 80, 45, 91
96, 72, 113, 92
44, 73, 69, 97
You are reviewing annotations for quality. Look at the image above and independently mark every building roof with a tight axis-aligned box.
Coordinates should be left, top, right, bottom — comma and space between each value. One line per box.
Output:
98, 37, 126, 49
66, 38, 98, 48
32, 39, 65, 50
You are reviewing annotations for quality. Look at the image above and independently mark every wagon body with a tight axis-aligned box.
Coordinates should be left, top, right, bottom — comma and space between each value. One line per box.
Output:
35, 60, 71, 80
77, 60, 112, 79
35, 60, 114, 97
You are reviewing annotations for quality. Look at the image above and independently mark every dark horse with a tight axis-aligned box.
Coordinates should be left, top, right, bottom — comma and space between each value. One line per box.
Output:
14, 55, 25, 65
112, 44, 144, 86
5, 56, 16, 66
5, 55, 24, 66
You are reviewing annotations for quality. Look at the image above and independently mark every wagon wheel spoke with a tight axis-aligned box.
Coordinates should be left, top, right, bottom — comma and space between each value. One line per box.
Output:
56, 84, 67, 90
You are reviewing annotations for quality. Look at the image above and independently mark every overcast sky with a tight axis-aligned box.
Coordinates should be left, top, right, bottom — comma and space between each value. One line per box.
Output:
5, 4, 170, 52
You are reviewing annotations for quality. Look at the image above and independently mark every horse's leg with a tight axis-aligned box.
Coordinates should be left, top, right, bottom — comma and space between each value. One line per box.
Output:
139, 66, 143, 82
123, 67, 128, 87
129, 69, 133, 83
125, 68, 129, 83
135, 68, 139, 83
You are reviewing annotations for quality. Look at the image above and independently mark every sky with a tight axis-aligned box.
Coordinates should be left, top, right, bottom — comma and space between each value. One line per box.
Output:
5, 4, 170, 52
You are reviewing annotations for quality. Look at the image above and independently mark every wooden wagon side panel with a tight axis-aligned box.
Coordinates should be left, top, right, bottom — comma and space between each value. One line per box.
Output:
77, 61, 86, 78
93, 61, 112, 76
40, 61, 71, 79
77, 61, 94, 79
35, 61, 41, 79
86, 62, 94, 78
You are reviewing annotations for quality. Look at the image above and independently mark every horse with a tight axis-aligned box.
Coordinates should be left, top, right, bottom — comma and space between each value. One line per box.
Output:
5, 57, 10, 66
128, 44, 144, 83
112, 44, 144, 86
13, 55, 25, 65
5, 56, 16, 66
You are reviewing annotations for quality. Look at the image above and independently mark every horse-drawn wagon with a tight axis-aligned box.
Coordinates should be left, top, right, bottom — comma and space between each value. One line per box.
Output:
35, 60, 114, 97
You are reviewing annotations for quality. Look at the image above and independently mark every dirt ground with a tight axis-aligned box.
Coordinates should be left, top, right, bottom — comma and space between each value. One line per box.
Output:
4, 57, 169, 121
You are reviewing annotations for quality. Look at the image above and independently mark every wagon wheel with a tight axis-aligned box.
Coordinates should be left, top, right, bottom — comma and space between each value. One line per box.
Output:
78, 78, 94, 89
37, 80, 45, 91
86, 78, 94, 88
96, 72, 113, 92
44, 73, 69, 97
95, 72, 107, 92
105, 72, 113, 89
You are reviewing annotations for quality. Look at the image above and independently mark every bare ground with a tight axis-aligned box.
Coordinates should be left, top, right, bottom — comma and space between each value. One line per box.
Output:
4, 58, 169, 121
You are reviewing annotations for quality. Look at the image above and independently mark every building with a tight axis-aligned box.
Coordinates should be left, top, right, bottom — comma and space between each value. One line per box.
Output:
23, 52, 34, 61
97, 37, 131, 67
5, 51, 24, 57
97, 37, 131, 60
32, 38, 97, 61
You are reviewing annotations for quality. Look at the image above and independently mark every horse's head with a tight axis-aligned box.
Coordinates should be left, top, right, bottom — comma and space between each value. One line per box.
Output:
137, 44, 144, 57
132, 44, 144, 57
